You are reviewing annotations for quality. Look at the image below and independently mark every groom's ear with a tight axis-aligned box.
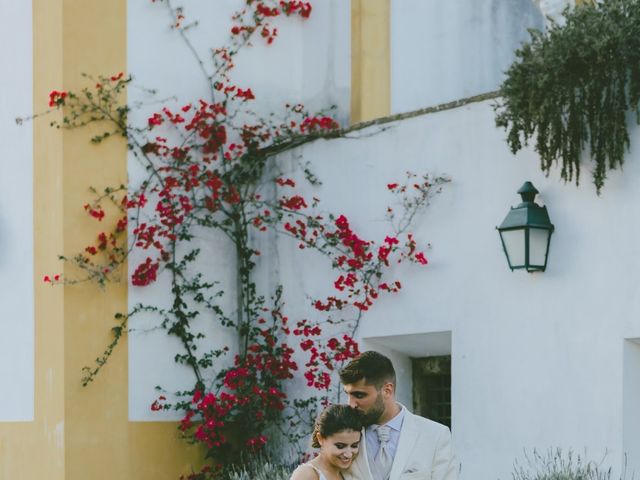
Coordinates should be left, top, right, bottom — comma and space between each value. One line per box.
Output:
381, 381, 395, 398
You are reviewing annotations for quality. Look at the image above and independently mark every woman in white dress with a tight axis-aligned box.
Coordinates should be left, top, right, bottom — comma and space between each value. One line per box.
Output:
290, 404, 364, 480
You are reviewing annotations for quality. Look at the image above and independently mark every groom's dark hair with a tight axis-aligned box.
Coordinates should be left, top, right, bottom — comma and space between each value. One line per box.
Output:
339, 350, 396, 389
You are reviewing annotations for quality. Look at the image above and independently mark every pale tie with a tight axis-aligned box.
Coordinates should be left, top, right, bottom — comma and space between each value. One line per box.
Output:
373, 424, 393, 480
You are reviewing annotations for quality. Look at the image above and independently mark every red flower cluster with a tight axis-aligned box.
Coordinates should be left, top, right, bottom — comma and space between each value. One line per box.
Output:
48, 90, 67, 107
275, 188, 433, 313
276, 177, 296, 187
280, 194, 308, 210
131, 257, 160, 286
299, 115, 339, 132
150, 395, 167, 411
177, 305, 301, 461
84, 203, 105, 221
293, 319, 360, 390
280, 0, 312, 17
230, 0, 312, 48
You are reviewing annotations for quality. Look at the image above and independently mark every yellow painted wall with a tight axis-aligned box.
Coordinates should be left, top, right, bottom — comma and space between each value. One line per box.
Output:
0, 1, 65, 478
351, 0, 391, 123
59, 1, 200, 478
0, 1, 200, 479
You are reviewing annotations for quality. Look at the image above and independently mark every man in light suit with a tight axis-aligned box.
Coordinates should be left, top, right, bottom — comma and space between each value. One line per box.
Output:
340, 351, 457, 480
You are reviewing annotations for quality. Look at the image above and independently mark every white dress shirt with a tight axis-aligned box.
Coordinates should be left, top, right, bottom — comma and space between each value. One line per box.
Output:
365, 404, 406, 466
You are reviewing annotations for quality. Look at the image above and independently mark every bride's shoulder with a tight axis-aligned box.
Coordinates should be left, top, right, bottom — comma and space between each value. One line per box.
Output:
289, 463, 320, 480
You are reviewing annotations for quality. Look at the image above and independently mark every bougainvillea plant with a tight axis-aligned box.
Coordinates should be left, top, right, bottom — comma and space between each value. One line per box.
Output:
42, 0, 448, 477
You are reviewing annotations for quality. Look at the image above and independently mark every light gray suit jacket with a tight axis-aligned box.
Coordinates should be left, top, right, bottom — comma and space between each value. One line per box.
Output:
344, 409, 457, 480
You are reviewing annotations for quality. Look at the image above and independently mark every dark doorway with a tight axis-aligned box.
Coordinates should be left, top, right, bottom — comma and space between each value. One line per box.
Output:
412, 355, 451, 428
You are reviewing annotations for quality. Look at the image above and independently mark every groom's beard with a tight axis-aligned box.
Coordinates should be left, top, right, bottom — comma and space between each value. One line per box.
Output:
361, 392, 385, 426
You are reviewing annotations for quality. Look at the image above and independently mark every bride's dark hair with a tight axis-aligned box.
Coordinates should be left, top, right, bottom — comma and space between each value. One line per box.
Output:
311, 404, 364, 448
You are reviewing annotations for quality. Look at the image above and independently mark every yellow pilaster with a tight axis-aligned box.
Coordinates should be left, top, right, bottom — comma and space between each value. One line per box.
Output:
59, 1, 199, 478
351, 0, 391, 123
0, 1, 200, 479
0, 1, 65, 479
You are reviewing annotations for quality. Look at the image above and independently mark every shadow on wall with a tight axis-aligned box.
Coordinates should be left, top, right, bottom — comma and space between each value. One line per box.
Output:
0, 214, 4, 267
623, 338, 640, 477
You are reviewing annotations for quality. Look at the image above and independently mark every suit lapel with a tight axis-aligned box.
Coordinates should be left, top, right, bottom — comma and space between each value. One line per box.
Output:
389, 412, 418, 480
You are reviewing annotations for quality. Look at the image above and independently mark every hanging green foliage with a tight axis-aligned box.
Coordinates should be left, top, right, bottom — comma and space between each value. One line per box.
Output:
495, 0, 640, 194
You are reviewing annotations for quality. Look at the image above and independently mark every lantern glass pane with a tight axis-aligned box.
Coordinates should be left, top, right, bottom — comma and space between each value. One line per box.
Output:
500, 229, 525, 267
529, 227, 550, 266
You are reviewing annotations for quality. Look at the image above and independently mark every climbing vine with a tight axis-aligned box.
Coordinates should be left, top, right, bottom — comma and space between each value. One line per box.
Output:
495, 0, 640, 194
41, 0, 448, 477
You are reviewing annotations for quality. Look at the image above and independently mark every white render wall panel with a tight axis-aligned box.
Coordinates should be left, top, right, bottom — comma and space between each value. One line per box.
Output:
127, 0, 350, 420
0, 0, 34, 421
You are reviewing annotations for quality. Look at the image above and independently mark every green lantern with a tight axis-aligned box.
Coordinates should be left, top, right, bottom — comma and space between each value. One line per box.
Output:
497, 182, 554, 272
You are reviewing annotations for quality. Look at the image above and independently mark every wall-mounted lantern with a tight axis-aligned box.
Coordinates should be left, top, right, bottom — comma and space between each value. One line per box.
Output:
497, 181, 554, 272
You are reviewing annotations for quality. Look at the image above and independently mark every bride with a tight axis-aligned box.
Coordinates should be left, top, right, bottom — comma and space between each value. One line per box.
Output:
290, 404, 364, 480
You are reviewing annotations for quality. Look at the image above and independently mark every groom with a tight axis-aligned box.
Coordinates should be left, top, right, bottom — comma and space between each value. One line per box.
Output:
340, 351, 458, 480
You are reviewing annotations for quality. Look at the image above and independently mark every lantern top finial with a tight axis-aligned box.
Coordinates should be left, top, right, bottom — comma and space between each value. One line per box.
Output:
517, 181, 539, 204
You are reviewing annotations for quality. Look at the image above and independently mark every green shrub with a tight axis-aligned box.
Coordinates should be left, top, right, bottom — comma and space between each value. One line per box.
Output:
495, 0, 640, 194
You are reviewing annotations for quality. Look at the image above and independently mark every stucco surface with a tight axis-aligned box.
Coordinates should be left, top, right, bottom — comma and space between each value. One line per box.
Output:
0, 0, 34, 421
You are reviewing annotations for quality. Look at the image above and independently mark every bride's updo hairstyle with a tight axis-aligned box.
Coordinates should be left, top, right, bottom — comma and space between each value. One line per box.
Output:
311, 404, 364, 448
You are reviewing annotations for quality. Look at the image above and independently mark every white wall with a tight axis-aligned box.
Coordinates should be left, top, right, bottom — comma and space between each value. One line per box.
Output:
534, 0, 576, 24
0, 0, 34, 421
276, 99, 639, 479
126, 0, 350, 420
391, 0, 545, 112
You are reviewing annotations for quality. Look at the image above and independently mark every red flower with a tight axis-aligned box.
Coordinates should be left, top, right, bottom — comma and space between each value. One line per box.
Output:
275, 178, 296, 187
415, 252, 428, 265
48, 90, 67, 108
377, 245, 391, 263
235, 88, 256, 101
83, 204, 105, 221
300, 339, 314, 351
280, 195, 308, 210
148, 113, 164, 127
131, 257, 160, 286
